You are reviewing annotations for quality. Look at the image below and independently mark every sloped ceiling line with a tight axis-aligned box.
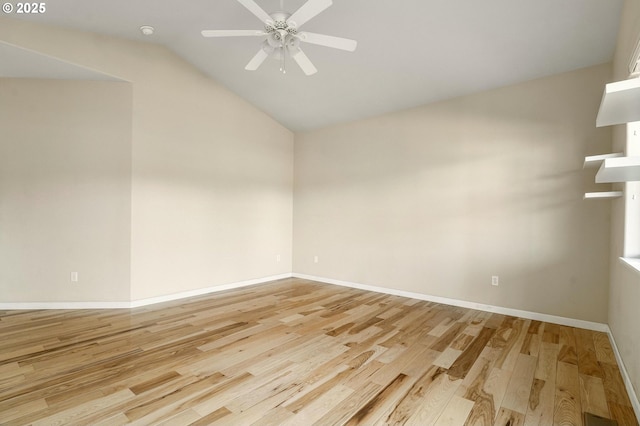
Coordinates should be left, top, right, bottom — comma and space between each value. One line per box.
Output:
0, 40, 125, 81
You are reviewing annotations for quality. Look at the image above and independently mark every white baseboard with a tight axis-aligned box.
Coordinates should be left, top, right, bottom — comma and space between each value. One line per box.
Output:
0, 273, 292, 310
129, 273, 292, 308
0, 300, 134, 310
606, 325, 640, 421
292, 273, 609, 332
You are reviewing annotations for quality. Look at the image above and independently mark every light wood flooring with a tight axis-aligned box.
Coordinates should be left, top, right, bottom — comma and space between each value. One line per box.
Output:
0, 278, 637, 425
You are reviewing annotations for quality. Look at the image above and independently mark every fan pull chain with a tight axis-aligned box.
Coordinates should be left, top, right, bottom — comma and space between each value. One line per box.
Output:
280, 32, 287, 74
281, 45, 286, 74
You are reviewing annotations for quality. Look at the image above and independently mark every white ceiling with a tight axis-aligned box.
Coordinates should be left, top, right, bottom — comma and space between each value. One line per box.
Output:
0, 42, 121, 80
6, 0, 624, 131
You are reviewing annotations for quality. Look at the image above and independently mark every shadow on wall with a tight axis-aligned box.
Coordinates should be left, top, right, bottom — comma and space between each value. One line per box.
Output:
293, 67, 611, 322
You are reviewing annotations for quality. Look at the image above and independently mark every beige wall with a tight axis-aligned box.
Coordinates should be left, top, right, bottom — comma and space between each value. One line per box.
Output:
0, 79, 132, 302
128, 48, 294, 299
0, 18, 294, 301
294, 63, 612, 323
609, 0, 640, 403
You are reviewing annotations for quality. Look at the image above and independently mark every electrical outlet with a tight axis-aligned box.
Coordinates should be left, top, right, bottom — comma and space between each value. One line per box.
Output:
276, 254, 281, 262
71, 272, 79, 282
314, 256, 319, 263
491, 276, 499, 286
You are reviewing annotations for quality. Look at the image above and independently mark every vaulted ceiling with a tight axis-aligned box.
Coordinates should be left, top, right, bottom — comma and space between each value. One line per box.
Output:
4, 0, 624, 131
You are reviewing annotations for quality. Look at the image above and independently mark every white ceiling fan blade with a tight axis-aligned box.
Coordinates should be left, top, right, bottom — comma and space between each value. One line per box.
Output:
287, 0, 333, 29
298, 32, 357, 51
245, 48, 269, 71
290, 47, 318, 75
201, 30, 265, 37
237, 0, 272, 24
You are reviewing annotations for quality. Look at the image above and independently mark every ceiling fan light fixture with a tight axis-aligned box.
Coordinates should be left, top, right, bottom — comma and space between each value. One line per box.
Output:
287, 37, 300, 50
267, 33, 281, 48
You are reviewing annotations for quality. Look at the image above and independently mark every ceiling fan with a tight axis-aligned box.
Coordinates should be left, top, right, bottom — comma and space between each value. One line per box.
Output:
201, 0, 357, 76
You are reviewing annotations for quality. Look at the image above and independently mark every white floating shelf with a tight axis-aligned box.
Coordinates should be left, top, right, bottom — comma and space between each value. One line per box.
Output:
596, 78, 640, 127
584, 152, 624, 168
596, 156, 640, 183
584, 191, 623, 199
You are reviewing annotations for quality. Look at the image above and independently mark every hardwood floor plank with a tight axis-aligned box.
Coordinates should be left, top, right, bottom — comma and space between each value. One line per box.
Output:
0, 374, 27, 389
222, 334, 328, 377
343, 373, 415, 425
554, 361, 583, 426
457, 352, 498, 425
601, 360, 634, 408
495, 319, 531, 373
608, 401, 640, 426
448, 327, 496, 380
369, 343, 433, 386
535, 341, 560, 382
520, 321, 544, 357
314, 381, 382, 425
484, 313, 507, 330
32, 389, 134, 426
0, 398, 48, 423
400, 370, 463, 425
129, 371, 182, 395
282, 366, 350, 414
0, 362, 33, 381
344, 359, 387, 390
211, 377, 301, 425
123, 374, 225, 423
248, 407, 294, 426
433, 347, 463, 369
524, 378, 555, 426
434, 395, 475, 425
92, 412, 131, 426
0, 278, 635, 426
579, 374, 610, 419
451, 333, 475, 351
156, 408, 201, 425
501, 353, 537, 415
495, 407, 525, 426
383, 365, 448, 425
482, 366, 512, 419
461, 312, 491, 337
558, 326, 578, 366
189, 407, 232, 426
190, 373, 255, 418
429, 317, 460, 338
402, 347, 440, 378
0, 344, 46, 363
575, 328, 603, 379
226, 369, 299, 413
282, 384, 354, 425
432, 321, 467, 351
592, 332, 617, 365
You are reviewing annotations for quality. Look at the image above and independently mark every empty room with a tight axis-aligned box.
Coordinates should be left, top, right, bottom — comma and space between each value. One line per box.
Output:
1, 0, 639, 424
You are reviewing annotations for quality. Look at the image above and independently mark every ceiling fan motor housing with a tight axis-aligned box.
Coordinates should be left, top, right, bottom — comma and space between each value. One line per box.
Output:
265, 12, 297, 35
